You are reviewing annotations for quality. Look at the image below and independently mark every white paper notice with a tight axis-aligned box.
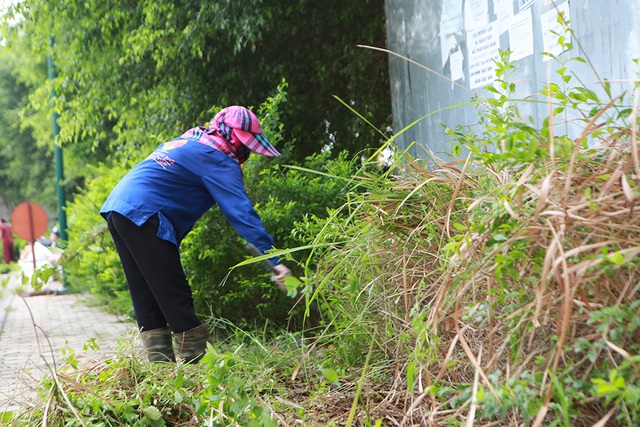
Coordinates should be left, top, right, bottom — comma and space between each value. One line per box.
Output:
440, 0, 464, 35
509, 8, 534, 61
464, 0, 490, 31
494, 0, 514, 34
541, 1, 571, 60
450, 49, 465, 85
518, 0, 534, 11
441, 33, 458, 67
467, 23, 499, 89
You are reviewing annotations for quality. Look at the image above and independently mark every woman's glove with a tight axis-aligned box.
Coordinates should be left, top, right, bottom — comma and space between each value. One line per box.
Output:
272, 263, 292, 291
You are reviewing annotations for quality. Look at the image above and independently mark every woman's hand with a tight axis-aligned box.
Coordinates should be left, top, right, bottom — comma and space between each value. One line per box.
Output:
272, 263, 292, 292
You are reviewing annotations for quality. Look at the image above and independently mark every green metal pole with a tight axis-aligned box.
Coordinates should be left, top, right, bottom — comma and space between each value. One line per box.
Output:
48, 38, 68, 290
47, 38, 67, 242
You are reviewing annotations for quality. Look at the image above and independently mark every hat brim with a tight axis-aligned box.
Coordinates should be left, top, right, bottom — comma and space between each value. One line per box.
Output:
234, 129, 281, 157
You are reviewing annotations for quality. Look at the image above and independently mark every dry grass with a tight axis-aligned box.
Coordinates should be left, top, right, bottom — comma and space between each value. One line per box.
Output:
309, 117, 639, 425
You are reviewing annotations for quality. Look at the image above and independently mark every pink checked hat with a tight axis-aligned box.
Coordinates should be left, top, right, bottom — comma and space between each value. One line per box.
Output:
211, 106, 281, 157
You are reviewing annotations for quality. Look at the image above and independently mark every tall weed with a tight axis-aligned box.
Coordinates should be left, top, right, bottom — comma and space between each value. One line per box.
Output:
295, 48, 640, 425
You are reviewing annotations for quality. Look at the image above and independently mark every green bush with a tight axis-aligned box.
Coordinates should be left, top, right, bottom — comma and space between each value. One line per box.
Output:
181, 149, 358, 331
64, 162, 134, 317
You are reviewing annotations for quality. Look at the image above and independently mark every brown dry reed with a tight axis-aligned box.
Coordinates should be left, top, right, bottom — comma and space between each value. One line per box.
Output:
307, 97, 640, 426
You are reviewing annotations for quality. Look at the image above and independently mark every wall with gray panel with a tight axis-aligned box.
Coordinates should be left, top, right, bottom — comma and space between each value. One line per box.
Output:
385, 0, 640, 161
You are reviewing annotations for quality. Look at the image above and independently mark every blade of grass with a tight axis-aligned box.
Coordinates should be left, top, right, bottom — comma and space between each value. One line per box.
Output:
345, 335, 376, 427
465, 344, 483, 427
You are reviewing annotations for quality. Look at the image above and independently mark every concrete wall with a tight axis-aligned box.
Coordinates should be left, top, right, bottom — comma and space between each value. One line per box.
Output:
385, 0, 640, 161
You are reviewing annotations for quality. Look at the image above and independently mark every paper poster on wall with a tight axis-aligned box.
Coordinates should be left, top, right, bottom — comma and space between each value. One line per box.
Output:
509, 8, 534, 61
441, 33, 458, 67
518, 0, 534, 11
467, 23, 499, 89
541, 1, 571, 60
464, 0, 490, 31
450, 49, 465, 85
440, 0, 464, 35
494, 0, 514, 34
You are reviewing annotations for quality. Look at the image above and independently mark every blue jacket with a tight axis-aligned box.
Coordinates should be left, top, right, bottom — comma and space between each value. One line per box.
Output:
100, 133, 277, 261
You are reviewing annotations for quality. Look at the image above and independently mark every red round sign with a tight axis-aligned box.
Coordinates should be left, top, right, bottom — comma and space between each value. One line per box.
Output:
11, 202, 49, 243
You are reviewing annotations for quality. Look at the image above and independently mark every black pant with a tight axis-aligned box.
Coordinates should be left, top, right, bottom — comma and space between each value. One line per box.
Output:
106, 212, 201, 333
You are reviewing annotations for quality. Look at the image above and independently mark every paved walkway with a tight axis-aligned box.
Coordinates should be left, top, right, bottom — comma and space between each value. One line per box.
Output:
0, 273, 135, 411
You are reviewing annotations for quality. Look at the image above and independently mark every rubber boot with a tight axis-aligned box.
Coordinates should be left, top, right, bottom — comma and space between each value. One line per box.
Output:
140, 326, 175, 363
173, 323, 212, 364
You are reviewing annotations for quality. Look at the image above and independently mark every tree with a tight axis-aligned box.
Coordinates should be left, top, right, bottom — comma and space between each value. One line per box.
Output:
257, 0, 392, 160
4, 0, 390, 168
0, 44, 56, 211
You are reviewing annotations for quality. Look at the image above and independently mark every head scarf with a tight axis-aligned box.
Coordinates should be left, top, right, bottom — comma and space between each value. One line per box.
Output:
208, 106, 281, 161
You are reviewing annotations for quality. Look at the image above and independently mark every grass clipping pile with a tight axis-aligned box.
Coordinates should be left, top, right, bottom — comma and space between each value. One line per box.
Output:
363, 138, 640, 425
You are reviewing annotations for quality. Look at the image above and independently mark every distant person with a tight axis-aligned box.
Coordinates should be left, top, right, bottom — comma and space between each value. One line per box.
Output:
50, 226, 60, 247
0, 217, 14, 264
19, 238, 61, 264
18, 233, 62, 284
37, 225, 60, 248
100, 106, 291, 364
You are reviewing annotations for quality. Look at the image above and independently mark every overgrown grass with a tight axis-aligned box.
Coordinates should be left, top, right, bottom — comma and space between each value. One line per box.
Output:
1, 320, 349, 426
291, 50, 640, 425
3, 40, 640, 427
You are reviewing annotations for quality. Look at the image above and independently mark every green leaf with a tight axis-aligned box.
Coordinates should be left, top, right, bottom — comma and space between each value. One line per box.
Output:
592, 379, 619, 396
453, 222, 467, 231
407, 362, 416, 394
284, 275, 302, 286
612, 375, 625, 389
175, 368, 183, 388
0, 412, 13, 423
142, 406, 163, 421
320, 368, 340, 384
606, 251, 625, 265
492, 233, 508, 242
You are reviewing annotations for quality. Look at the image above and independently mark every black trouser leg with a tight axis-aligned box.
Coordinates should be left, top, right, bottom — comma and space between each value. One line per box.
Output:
106, 212, 201, 333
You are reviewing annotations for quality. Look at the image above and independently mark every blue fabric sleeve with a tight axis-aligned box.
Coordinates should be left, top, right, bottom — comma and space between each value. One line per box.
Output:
201, 157, 280, 265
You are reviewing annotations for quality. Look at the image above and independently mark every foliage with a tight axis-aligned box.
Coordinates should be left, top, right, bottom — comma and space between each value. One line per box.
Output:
6, 54, 639, 427
4, 2, 639, 426
195, 345, 278, 426
0, 39, 56, 211
62, 162, 135, 316
181, 148, 358, 330
2, 333, 284, 426
2, 0, 390, 172
1, 0, 390, 329
256, 0, 392, 161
